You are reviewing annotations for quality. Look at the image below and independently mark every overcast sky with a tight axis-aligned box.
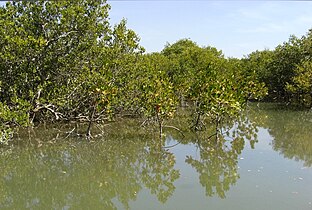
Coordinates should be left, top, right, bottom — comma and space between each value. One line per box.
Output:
108, 1, 312, 58
1, 1, 312, 58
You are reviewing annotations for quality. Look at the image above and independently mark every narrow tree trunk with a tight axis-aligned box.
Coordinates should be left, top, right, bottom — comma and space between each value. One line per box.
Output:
156, 111, 163, 139
215, 114, 220, 140
195, 112, 201, 131
86, 102, 97, 139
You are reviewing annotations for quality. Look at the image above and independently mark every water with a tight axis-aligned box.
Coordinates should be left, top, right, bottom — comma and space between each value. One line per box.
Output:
1, 103, 312, 210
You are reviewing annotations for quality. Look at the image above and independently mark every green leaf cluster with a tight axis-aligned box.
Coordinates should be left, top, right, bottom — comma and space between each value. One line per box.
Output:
161, 39, 267, 132
0, 2, 268, 143
244, 28, 312, 107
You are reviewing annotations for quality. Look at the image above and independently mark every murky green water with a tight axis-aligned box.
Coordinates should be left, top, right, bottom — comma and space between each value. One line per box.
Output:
1, 103, 312, 210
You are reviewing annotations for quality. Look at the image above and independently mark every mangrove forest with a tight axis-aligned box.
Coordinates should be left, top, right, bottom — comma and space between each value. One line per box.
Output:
0, 0, 311, 144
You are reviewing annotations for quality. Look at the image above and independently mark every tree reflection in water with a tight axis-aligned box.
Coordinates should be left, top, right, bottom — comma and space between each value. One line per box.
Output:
0, 110, 261, 208
185, 135, 243, 198
184, 103, 312, 199
181, 107, 261, 199
0, 136, 180, 209
247, 103, 312, 167
141, 142, 180, 203
1, 103, 312, 208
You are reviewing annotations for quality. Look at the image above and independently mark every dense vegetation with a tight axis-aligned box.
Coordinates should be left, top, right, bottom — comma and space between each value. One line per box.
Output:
243, 30, 312, 105
2, 0, 311, 145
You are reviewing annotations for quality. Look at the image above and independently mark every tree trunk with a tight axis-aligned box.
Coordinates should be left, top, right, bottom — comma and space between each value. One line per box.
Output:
86, 101, 97, 139
215, 114, 220, 140
156, 111, 163, 139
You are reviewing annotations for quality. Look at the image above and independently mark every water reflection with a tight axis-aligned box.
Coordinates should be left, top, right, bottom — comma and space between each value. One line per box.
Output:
0, 137, 179, 209
185, 136, 243, 198
141, 145, 180, 203
247, 103, 312, 167
0, 109, 264, 208
181, 108, 265, 198
1, 103, 312, 209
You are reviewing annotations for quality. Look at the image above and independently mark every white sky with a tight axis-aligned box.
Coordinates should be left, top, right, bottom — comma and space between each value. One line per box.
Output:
108, 1, 312, 58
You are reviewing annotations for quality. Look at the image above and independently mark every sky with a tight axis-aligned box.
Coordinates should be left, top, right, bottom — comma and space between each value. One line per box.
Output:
1, 1, 312, 58
107, 1, 312, 58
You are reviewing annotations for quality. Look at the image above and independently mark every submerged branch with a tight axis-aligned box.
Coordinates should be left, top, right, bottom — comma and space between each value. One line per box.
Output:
162, 142, 181, 149
163, 125, 185, 137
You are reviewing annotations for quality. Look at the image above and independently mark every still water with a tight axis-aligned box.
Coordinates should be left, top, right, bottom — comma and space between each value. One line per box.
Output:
0, 103, 312, 210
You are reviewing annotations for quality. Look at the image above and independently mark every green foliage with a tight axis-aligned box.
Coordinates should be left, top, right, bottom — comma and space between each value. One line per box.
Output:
0, 99, 30, 144
242, 50, 274, 93
286, 61, 312, 106
132, 53, 178, 137
245, 28, 312, 106
0, 0, 143, 141
162, 40, 267, 132
0, 2, 268, 143
284, 30, 312, 107
161, 39, 200, 106
268, 36, 304, 100
139, 54, 177, 118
